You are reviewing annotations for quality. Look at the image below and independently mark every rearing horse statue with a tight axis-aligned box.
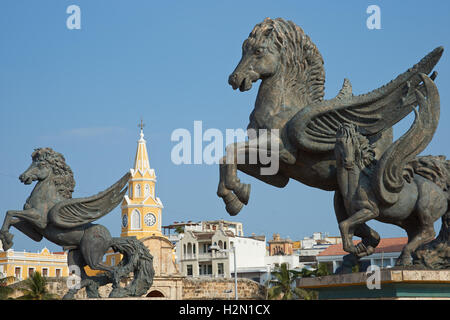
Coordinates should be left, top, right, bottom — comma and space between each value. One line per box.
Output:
217, 18, 444, 265
1, 148, 154, 298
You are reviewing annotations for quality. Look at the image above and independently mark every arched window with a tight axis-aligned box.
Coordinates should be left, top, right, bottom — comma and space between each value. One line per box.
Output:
147, 290, 164, 298
131, 209, 141, 230
218, 240, 223, 249
135, 184, 141, 198
144, 184, 150, 197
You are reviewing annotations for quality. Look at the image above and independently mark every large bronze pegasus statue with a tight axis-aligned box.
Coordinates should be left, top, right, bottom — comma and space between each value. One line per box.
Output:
217, 17, 447, 267
0, 148, 154, 298
334, 74, 448, 267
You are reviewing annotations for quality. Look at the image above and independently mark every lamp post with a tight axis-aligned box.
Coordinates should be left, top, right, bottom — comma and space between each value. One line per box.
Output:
210, 244, 238, 300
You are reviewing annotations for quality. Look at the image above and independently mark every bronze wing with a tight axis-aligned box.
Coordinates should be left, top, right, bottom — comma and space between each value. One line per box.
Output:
288, 47, 443, 153
48, 172, 130, 228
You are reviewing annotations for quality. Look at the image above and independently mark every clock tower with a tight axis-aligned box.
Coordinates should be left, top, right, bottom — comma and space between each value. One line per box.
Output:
121, 120, 164, 239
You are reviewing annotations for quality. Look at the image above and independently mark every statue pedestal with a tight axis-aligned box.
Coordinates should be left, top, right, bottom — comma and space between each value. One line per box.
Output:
297, 269, 450, 300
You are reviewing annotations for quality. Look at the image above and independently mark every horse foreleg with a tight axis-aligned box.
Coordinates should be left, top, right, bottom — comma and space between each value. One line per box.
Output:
339, 208, 379, 257
217, 142, 250, 216
222, 142, 251, 204
0, 209, 45, 250
218, 160, 245, 216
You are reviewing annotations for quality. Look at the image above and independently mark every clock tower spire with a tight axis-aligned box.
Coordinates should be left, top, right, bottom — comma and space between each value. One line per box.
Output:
121, 120, 164, 239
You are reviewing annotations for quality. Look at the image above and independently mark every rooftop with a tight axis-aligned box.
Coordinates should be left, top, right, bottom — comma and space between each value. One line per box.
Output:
318, 237, 408, 256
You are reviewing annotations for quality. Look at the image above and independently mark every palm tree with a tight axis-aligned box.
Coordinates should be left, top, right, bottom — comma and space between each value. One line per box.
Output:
299, 263, 330, 278
267, 263, 317, 300
267, 263, 296, 300
16, 271, 58, 300
0, 276, 14, 300
174, 225, 184, 234
314, 263, 331, 277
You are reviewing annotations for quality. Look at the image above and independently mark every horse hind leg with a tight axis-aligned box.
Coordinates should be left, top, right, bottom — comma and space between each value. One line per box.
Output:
397, 218, 435, 266
63, 249, 90, 299
80, 224, 114, 273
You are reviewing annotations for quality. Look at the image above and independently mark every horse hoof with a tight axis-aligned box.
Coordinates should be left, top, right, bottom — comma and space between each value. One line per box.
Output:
0, 232, 14, 251
225, 197, 244, 216
235, 184, 251, 205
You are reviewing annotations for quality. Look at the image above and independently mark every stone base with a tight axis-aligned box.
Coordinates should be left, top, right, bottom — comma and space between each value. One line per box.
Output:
297, 269, 450, 300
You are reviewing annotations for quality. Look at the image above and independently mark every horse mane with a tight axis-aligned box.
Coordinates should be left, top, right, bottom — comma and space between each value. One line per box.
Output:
31, 148, 75, 199
248, 17, 325, 103
336, 124, 376, 170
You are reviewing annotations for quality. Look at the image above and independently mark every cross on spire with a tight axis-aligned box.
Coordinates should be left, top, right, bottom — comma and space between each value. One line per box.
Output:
138, 118, 145, 132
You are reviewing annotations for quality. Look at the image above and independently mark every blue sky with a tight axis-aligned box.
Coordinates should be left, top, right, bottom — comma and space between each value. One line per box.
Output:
1, 1, 449, 252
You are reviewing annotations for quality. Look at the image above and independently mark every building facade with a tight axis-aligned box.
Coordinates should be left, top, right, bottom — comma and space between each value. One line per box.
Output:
0, 248, 69, 284
176, 221, 266, 282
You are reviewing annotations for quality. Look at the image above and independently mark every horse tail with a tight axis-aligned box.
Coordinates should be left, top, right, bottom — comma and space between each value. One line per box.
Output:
374, 74, 440, 205
108, 236, 155, 297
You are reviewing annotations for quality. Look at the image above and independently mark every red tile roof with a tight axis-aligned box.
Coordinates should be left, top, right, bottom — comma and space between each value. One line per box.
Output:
318, 237, 408, 256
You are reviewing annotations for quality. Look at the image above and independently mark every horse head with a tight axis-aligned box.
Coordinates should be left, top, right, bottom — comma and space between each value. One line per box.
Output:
19, 148, 75, 199
335, 124, 376, 171
228, 17, 325, 104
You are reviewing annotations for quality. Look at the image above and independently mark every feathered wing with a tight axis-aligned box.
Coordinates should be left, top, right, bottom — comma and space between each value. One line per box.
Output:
48, 172, 130, 228
289, 47, 443, 153
374, 74, 440, 205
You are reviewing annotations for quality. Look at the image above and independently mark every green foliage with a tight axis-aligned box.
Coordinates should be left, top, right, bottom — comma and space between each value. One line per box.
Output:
299, 263, 331, 278
294, 288, 318, 300
266, 263, 318, 300
352, 264, 360, 273
315, 263, 331, 276
0, 276, 14, 300
174, 226, 185, 234
16, 271, 59, 300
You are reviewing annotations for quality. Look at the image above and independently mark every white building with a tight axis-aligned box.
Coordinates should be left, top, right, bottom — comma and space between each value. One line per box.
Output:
175, 220, 266, 282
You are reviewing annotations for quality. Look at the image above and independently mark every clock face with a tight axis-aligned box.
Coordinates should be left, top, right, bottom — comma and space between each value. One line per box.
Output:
122, 214, 128, 228
144, 213, 156, 227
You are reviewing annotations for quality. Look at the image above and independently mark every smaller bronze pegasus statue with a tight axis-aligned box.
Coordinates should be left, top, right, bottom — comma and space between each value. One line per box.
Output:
334, 74, 449, 266
0, 148, 154, 298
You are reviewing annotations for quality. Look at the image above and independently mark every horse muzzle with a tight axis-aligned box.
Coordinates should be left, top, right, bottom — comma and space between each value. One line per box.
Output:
19, 174, 34, 185
228, 71, 259, 92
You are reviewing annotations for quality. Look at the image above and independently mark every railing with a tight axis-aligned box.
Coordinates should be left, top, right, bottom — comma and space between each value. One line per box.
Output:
181, 254, 197, 260
213, 251, 228, 258
197, 253, 213, 259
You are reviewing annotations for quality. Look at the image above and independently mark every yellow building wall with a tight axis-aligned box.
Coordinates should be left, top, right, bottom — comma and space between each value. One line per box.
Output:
0, 249, 69, 284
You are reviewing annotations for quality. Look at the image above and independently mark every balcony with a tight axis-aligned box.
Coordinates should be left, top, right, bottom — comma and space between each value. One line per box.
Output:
181, 254, 197, 261
198, 253, 213, 260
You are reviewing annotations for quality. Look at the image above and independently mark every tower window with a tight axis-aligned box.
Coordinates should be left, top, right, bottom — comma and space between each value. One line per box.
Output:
135, 184, 141, 197
145, 184, 150, 197
131, 209, 141, 230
